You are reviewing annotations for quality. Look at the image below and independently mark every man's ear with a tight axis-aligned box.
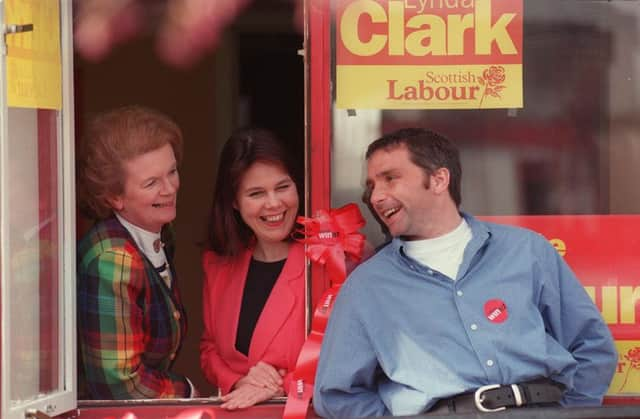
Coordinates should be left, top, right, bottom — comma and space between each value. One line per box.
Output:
107, 194, 125, 211
430, 167, 450, 195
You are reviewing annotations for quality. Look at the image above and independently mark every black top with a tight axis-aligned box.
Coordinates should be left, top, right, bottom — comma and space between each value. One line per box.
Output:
235, 257, 286, 356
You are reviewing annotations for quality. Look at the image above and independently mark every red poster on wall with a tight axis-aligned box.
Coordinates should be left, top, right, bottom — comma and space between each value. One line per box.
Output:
480, 215, 640, 396
335, 0, 523, 109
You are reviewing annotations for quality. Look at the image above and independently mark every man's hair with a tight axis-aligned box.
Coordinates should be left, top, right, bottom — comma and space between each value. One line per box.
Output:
78, 105, 184, 220
206, 128, 301, 256
365, 128, 462, 207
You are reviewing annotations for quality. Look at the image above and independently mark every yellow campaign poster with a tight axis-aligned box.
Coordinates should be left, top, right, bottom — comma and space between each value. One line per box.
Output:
611, 341, 640, 394
5, 0, 62, 110
335, 0, 523, 110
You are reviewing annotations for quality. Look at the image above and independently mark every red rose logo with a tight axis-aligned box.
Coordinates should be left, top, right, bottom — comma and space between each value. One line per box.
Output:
619, 346, 640, 392
483, 66, 506, 85
478, 65, 506, 107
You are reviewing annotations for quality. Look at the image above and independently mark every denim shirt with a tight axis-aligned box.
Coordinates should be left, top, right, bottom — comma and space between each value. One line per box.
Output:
314, 213, 617, 418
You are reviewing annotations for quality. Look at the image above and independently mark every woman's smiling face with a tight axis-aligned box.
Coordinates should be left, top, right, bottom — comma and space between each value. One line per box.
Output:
110, 143, 179, 233
234, 161, 299, 246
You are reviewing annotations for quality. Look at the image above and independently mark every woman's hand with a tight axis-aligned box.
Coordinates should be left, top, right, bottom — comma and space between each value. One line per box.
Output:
220, 381, 284, 410
234, 361, 285, 393
220, 361, 287, 409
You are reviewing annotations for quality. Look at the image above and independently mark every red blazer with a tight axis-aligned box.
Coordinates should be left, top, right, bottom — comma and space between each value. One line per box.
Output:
200, 242, 306, 394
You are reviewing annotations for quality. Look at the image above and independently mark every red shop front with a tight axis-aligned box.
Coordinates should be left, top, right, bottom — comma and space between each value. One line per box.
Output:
307, 0, 640, 413
1, 1, 640, 418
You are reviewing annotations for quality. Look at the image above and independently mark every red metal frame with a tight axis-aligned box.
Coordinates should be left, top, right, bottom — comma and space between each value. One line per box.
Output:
309, 0, 332, 307
605, 397, 640, 406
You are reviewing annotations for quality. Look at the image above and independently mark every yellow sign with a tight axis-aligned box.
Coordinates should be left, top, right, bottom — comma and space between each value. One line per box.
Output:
338, 64, 522, 109
609, 341, 640, 394
335, 0, 523, 110
5, 0, 62, 110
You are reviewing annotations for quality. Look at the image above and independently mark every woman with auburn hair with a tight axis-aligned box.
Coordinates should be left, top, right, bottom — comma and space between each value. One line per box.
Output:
77, 105, 195, 399
200, 128, 305, 409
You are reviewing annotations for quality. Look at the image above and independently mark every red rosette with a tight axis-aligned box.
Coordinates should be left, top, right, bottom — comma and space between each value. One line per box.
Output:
294, 203, 365, 284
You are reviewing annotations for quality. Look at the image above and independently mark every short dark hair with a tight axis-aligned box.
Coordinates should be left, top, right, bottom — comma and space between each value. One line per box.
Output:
365, 128, 462, 207
78, 105, 183, 220
206, 128, 300, 255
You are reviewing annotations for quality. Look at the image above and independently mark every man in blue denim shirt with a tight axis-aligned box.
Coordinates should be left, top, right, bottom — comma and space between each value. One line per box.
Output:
314, 128, 617, 417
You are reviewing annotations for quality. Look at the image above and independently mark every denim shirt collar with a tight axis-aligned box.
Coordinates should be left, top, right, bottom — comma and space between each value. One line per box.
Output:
390, 212, 493, 280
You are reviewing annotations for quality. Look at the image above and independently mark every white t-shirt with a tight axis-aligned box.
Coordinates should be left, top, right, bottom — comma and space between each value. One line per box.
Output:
404, 218, 472, 280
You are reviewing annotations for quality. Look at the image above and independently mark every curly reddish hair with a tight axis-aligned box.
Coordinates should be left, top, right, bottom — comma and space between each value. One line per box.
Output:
78, 105, 183, 220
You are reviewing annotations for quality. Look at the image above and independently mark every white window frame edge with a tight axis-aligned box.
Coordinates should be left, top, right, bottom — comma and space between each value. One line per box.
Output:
0, 0, 76, 418
0, 0, 6, 410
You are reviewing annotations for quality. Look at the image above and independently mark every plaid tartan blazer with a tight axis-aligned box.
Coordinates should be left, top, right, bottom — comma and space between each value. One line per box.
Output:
77, 217, 189, 399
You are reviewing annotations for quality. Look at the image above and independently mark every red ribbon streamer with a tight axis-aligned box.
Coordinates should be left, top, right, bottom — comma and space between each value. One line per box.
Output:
294, 203, 365, 284
283, 204, 365, 419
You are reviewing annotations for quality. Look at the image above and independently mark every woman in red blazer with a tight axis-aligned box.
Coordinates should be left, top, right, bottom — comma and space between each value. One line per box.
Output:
201, 128, 305, 409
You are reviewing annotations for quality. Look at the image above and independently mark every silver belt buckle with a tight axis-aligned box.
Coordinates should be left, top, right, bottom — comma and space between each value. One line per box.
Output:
474, 384, 506, 412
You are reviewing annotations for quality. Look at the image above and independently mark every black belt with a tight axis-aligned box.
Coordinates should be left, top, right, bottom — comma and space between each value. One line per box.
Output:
427, 379, 565, 414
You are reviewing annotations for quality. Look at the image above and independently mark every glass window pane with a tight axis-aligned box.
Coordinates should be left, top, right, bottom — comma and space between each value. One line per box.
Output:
1, 1, 75, 418
331, 0, 640, 246
6, 108, 60, 404
327, 0, 640, 399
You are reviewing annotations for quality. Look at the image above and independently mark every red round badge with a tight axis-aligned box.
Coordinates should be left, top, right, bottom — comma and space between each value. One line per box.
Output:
484, 299, 508, 323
